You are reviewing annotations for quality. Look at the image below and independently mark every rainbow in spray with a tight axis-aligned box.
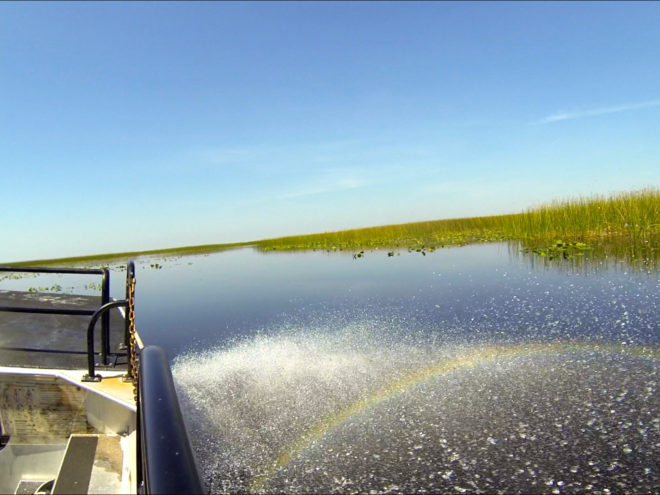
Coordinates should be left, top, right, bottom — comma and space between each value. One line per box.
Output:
249, 340, 659, 491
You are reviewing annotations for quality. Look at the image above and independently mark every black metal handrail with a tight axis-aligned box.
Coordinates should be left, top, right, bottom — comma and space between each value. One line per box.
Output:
83, 299, 128, 381
0, 265, 112, 363
138, 346, 205, 494
0, 267, 107, 275
0, 306, 96, 316
0, 263, 138, 373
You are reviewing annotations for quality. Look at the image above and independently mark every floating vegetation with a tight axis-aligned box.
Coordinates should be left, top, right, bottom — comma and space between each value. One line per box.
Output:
522, 240, 591, 260
0, 272, 36, 282
149, 263, 163, 270
514, 235, 659, 272
27, 284, 62, 293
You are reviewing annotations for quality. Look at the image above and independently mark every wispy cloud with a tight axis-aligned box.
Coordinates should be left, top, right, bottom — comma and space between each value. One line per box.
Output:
535, 99, 660, 125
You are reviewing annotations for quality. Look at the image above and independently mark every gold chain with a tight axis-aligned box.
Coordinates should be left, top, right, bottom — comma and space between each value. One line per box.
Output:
127, 277, 139, 402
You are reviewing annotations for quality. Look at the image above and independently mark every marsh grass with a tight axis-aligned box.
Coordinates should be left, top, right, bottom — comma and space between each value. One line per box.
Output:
257, 189, 659, 253
506, 188, 660, 241
5, 241, 254, 268
4, 188, 658, 267
256, 215, 509, 252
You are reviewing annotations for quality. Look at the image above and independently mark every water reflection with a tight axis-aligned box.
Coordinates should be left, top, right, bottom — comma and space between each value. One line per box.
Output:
130, 243, 659, 357
513, 235, 659, 272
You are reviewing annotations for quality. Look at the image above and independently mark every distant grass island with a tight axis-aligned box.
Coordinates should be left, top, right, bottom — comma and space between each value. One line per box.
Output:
7, 188, 659, 267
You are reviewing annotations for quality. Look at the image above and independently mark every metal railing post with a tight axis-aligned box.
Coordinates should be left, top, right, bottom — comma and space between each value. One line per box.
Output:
83, 299, 128, 382
100, 267, 110, 365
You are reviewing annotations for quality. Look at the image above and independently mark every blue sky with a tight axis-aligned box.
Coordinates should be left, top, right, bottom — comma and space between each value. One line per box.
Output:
1, 2, 658, 262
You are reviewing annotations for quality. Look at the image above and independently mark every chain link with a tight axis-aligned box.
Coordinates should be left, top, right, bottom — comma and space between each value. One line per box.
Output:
127, 277, 139, 402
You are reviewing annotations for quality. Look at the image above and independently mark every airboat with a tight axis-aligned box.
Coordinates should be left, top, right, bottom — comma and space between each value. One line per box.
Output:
0, 262, 204, 494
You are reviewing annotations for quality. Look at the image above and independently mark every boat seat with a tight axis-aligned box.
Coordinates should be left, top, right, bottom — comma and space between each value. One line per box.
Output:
52, 435, 98, 495
14, 480, 50, 495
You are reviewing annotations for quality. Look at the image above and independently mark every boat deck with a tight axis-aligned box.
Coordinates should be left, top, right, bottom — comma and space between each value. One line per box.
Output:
0, 290, 129, 370
0, 366, 136, 494
0, 289, 137, 494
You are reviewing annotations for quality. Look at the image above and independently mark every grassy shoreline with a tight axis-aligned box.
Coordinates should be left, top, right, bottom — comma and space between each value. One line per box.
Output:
4, 188, 658, 266
256, 188, 659, 251
4, 242, 255, 267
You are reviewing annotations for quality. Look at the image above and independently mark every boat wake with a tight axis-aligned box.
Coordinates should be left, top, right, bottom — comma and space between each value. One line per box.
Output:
172, 322, 659, 494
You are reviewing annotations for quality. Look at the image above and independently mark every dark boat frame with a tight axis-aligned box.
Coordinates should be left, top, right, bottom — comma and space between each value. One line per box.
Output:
0, 261, 204, 494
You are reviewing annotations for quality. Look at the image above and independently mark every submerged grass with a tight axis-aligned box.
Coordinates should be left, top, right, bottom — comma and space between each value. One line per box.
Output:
3, 188, 658, 267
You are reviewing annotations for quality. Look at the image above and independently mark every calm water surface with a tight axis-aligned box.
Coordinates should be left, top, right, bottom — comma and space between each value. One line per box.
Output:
154, 244, 658, 494
133, 244, 658, 356
4, 243, 659, 493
